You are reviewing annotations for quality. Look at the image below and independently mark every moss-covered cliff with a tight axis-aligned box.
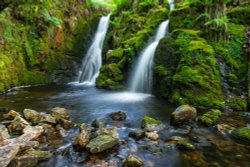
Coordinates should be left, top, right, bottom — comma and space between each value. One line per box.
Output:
153, 0, 249, 110
0, 0, 101, 92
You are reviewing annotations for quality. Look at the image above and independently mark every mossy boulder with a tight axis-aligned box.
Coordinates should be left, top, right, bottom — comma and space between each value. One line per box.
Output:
231, 127, 250, 143
198, 109, 222, 126
106, 48, 124, 63
96, 63, 124, 90
229, 97, 247, 112
141, 116, 164, 132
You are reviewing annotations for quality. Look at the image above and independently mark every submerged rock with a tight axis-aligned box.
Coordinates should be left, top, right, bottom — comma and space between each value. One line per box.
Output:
231, 127, 250, 143
64, 146, 88, 163
198, 109, 222, 126
50, 107, 69, 120
168, 136, 195, 150
144, 143, 162, 154
92, 118, 106, 128
129, 130, 145, 140
86, 128, 119, 153
123, 155, 143, 167
141, 116, 165, 132
170, 105, 197, 125
109, 111, 127, 121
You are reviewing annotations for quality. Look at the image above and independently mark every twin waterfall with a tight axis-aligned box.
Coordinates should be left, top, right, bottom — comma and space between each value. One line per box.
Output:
79, 0, 174, 94
129, 0, 174, 93
78, 14, 111, 84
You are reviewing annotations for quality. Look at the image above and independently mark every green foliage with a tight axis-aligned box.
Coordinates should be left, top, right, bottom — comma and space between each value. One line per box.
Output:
227, 6, 250, 25
231, 127, 250, 142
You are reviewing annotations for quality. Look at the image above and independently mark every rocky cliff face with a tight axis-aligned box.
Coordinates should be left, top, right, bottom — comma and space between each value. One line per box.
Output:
0, 0, 100, 92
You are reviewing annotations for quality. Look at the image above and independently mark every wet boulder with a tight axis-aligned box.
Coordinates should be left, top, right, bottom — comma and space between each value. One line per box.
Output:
57, 118, 76, 129
145, 131, 159, 141
198, 109, 222, 126
0, 124, 10, 142
3, 110, 21, 120
123, 155, 143, 167
8, 116, 29, 133
0, 107, 9, 112
141, 116, 165, 132
73, 123, 90, 149
23, 109, 40, 123
144, 143, 162, 154
63, 146, 88, 163
50, 107, 69, 120
92, 118, 106, 128
168, 136, 195, 150
86, 128, 119, 153
109, 111, 127, 121
231, 127, 250, 143
170, 105, 197, 125
9, 148, 52, 167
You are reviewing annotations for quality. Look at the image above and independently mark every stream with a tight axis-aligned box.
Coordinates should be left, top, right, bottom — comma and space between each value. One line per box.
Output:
0, 83, 250, 167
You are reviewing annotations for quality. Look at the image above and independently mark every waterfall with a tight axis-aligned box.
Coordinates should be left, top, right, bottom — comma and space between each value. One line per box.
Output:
78, 13, 111, 84
128, 0, 174, 93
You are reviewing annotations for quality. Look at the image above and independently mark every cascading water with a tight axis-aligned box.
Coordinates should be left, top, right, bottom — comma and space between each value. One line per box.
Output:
128, 0, 174, 93
78, 13, 111, 84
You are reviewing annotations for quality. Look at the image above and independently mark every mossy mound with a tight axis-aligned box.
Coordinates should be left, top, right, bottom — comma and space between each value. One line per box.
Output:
231, 127, 250, 143
96, 63, 124, 90
229, 97, 247, 112
198, 109, 222, 126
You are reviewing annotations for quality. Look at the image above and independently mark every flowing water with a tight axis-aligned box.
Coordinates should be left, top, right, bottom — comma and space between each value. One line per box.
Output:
78, 14, 111, 84
0, 84, 249, 167
128, 0, 174, 93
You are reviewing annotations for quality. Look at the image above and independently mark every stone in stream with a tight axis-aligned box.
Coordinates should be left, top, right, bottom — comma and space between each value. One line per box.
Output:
50, 107, 69, 120
86, 128, 119, 153
123, 155, 143, 167
63, 146, 88, 163
92, 118, 106, 128
0, 107, 9, 112
24, 109, 57, 124
109, 111, 127, 121
141, 116, 165, 132
73, 123, 90, 149
198, 109, 222, 126
170, 105, 197, 125
128, 130, 145, 140
0, 124, 10, 142
8, 148, 52, 167
144, 142, 163, 154
231, 127, 250, 143
3, 110, 21, 120
0, 125, 44, 167
57, 118, 76, 129
8, 116, 29, 133
145, 131, 159, 141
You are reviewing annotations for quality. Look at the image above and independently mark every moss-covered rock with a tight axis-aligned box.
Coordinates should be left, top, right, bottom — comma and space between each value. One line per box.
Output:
141, 116, 164, 131
229, 97, 247, 112
231, 127, 250, 143
96, 63, 124, 90
198, 109, 222, 126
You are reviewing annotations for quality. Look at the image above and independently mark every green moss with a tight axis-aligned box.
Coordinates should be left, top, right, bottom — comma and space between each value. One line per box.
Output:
198, 109, 222, 126
96, 63, 124, 90
227, 6, 250, 25
231, 127, 250, 142
229, 97, 247, 112
177, 138, 195, 150
106, 48, 124, 63
141, 116, 161, 129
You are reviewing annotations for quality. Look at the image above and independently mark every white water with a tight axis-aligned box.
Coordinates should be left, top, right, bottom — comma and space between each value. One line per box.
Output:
78, 13, 111, 84
128, 0, 174, 93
